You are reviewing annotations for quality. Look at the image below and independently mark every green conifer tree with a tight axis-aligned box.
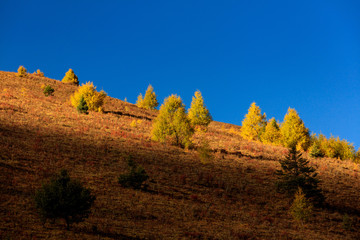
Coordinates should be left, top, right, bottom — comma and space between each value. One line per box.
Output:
62, 69, 79, 85
240, 102, 266, 141
34, 170, 95, 230
280, 108, 310, 151
276, 146, 324, 206
151, 94, 194, 148
188, 90, 212, 128
142, 84, 159, 110
77, 95, 89, 114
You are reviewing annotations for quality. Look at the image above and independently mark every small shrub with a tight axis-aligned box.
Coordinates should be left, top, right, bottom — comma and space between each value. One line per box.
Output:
70, 82, 107, 112
77, 96, 89, 114
130, 120, 137, 128
43, 85, 54, 97
118, 157, 149, 189
62, 69, 79, 85
309, 140, 324, 158
289, 187, 313, 223
34, 69, 44, 77
342, 214, 353, 231
34, 169, 95, 230
17, 66, 27, 77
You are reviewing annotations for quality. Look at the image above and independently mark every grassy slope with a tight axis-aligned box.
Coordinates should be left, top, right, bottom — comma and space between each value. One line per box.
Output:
0, 71, 360, 239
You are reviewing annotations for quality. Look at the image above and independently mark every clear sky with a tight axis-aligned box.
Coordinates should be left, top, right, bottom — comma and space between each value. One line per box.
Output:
1, 0, 359, 149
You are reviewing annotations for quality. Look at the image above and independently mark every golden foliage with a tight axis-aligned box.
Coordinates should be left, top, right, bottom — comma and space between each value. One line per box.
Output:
33, 69, 44, 77
62, 69, 79, 85
188, 90, 212, 128
261, 118, 281, 145
151, 94, 194, 148
240, 102, 266, 141
136, 84, 159, 110
70, 82, 107, 112
280, 108, 310, 151
17, 66, 27, 77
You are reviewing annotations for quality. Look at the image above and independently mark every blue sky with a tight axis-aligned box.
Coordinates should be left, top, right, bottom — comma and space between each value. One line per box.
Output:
1, 0, 359, 149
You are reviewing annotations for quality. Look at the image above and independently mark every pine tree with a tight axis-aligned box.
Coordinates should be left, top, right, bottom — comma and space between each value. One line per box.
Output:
240, 102, 266, 141
151, 94, 194, 148
17, 66, 27, 77
136, 85, 159, 110
188, 90, 212, 128
260, 118, 281, 145
118, 156, 149, 189
276, 146, 324, 206
289, 187, 313, 223
280, 108, 310, 151
62, 69, 79, 85
34, 170, 95, 230
309, 135, 325, 158
77, 95, 89, 114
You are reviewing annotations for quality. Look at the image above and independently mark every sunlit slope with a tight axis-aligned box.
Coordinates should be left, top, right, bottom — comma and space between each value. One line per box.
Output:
0, 71, 360, 239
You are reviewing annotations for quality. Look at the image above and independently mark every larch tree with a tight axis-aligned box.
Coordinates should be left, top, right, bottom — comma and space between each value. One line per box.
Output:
280, 108, 310, 151
62, 69, 79, 86
188, 90, 212, 129
260, 118, 281, 145
151, 94, 194, 148
137, 84, 159, 110
240, 102, 266, 141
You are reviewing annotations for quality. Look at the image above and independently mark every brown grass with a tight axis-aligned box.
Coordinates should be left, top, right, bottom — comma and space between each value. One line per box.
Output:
0, 70, 360, 239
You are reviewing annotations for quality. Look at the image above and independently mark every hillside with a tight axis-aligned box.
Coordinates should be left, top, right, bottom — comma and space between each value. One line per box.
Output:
1, 70, 360, 239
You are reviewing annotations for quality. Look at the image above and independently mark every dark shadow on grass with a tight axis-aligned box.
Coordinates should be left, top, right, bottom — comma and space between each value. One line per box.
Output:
104, 110, 152, 121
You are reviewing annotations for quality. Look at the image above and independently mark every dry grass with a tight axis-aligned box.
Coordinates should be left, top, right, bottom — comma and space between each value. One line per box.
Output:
0, 70, 360, 239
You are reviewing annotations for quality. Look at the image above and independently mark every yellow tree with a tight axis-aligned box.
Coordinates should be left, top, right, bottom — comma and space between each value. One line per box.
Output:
260, 118, 281, 145
70, 82, 107, 112
62, 69, 79, 85
137, 84, 159, 110
151, 95, 194, 148
17, 66, 27, 77
280, 108, 310, 151
240, 102, 266, 141
188, 90, 212, 128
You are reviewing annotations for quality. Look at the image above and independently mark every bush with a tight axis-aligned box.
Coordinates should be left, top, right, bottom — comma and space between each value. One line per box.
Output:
240, 102, 266, 141
17, 66, 27, 77
151, 94, 194, 148
188, 90, 212, 129
280, 108, 310, 151
136, 84, 159, 110
70, 82, 107, 112
197, 139, 213, 164
34, 170, 95, 230
309, 136, 325, 158
276, 146, 324, 206
118, 157, 149, 189
62, 69, 79, 85
34, 69, 44, 77
289, 187, 313, 223
43, 85, 54, 97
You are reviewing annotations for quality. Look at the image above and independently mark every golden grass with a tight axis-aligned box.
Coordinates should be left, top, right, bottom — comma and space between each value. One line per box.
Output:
0, 71, 360, 239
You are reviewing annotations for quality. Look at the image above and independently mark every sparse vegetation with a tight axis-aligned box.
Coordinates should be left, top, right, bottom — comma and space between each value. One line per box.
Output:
34, 170, 95, 230
62, 69, 79, 85
17, 65, 27, 77
70, 82, 107, 112
151, 94, 194, 148
136, 84, 159, 110
33, 69, 44, 77
118, 156, 149, 189
240, 102, 266, 141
